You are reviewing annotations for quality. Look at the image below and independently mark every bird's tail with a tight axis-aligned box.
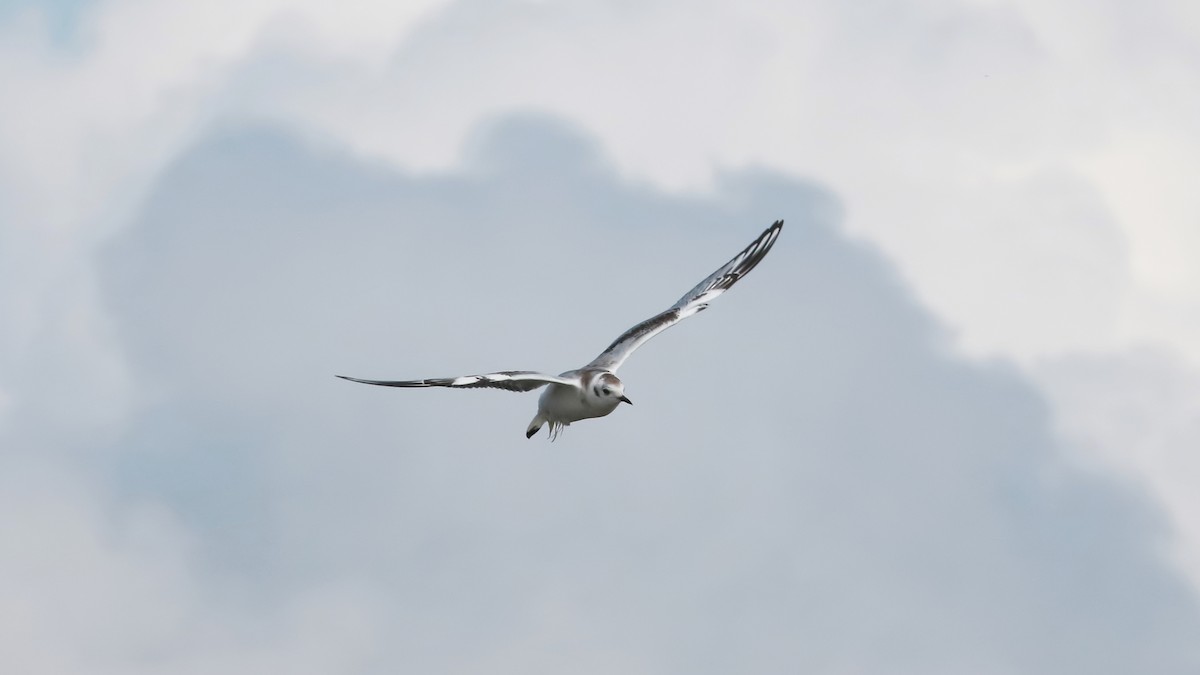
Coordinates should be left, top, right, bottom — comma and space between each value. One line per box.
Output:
525, 413, 544, 439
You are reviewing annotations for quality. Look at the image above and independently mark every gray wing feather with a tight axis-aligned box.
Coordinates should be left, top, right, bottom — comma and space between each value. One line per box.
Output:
587, 220, 782, 372
336, 370, 577, 393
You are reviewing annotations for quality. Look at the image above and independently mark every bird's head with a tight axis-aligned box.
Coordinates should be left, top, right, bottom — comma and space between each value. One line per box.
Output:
593, 372, 632, 405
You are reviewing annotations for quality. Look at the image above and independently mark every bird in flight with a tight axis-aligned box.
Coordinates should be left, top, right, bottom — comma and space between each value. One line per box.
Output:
338, 220, 783, 439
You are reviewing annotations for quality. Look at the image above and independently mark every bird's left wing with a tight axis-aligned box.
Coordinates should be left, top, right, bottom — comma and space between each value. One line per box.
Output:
336, 370, 577, 393
587, 220, 782, 372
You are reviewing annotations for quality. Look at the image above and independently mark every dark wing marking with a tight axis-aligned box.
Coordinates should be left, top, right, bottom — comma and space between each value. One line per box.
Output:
587, 220, 782, 372
336, 370, 577, 393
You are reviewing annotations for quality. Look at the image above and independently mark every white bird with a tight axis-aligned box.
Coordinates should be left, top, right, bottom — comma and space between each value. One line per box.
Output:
338, 220, 783, 439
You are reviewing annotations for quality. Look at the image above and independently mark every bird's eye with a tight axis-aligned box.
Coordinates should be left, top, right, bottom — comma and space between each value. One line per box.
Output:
602, 387, 611, 395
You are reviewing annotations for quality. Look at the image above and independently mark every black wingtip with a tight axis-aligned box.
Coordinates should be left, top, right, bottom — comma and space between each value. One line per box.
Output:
526, 426, 540, 439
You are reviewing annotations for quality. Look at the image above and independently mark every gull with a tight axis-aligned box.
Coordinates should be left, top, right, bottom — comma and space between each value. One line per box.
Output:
338, 220, 783, 439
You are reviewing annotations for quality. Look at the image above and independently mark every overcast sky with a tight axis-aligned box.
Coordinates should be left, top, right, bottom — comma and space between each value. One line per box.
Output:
3, 1, 1200, 673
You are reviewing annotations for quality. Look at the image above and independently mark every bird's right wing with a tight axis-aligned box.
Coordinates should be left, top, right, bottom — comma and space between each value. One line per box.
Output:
336, 370, 578, 393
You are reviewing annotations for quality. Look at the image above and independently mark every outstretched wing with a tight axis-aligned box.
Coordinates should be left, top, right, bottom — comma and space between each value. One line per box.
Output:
336, 370, 578, 393
587, 220, 782, 372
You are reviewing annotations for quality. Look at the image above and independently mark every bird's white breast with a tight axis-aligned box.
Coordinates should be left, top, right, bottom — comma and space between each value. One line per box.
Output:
538, 383, 618, 424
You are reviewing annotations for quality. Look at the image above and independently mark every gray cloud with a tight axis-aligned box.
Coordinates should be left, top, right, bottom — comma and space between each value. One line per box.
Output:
1034, 347, 1200, 591
88, 114, 1200, 673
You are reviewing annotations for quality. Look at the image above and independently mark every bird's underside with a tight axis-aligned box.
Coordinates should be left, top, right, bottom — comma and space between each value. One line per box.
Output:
337, 219, 783, 438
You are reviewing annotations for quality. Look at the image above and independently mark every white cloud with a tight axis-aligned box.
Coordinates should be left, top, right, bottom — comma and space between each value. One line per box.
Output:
64, 118, 1197, 672
0, 0, 451, 425
4, 0, 1200, 671
0, 453, 384, 674
95, 0, 1189, 370
3, 0, 1199, 365
157, 2, 1200, 580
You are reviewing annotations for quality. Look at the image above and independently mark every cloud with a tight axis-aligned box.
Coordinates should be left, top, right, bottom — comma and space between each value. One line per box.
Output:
4, 0, 1199, 372
0, 0, 450, 415
0, 453, 386, 675
191, 0, 1200, 363
3, 1, 1200, 671
41, 114, 1191, 673
1035, 348, 1200, 590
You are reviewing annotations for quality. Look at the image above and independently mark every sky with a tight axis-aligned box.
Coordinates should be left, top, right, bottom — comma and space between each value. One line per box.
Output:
2, 0, 1199, 672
